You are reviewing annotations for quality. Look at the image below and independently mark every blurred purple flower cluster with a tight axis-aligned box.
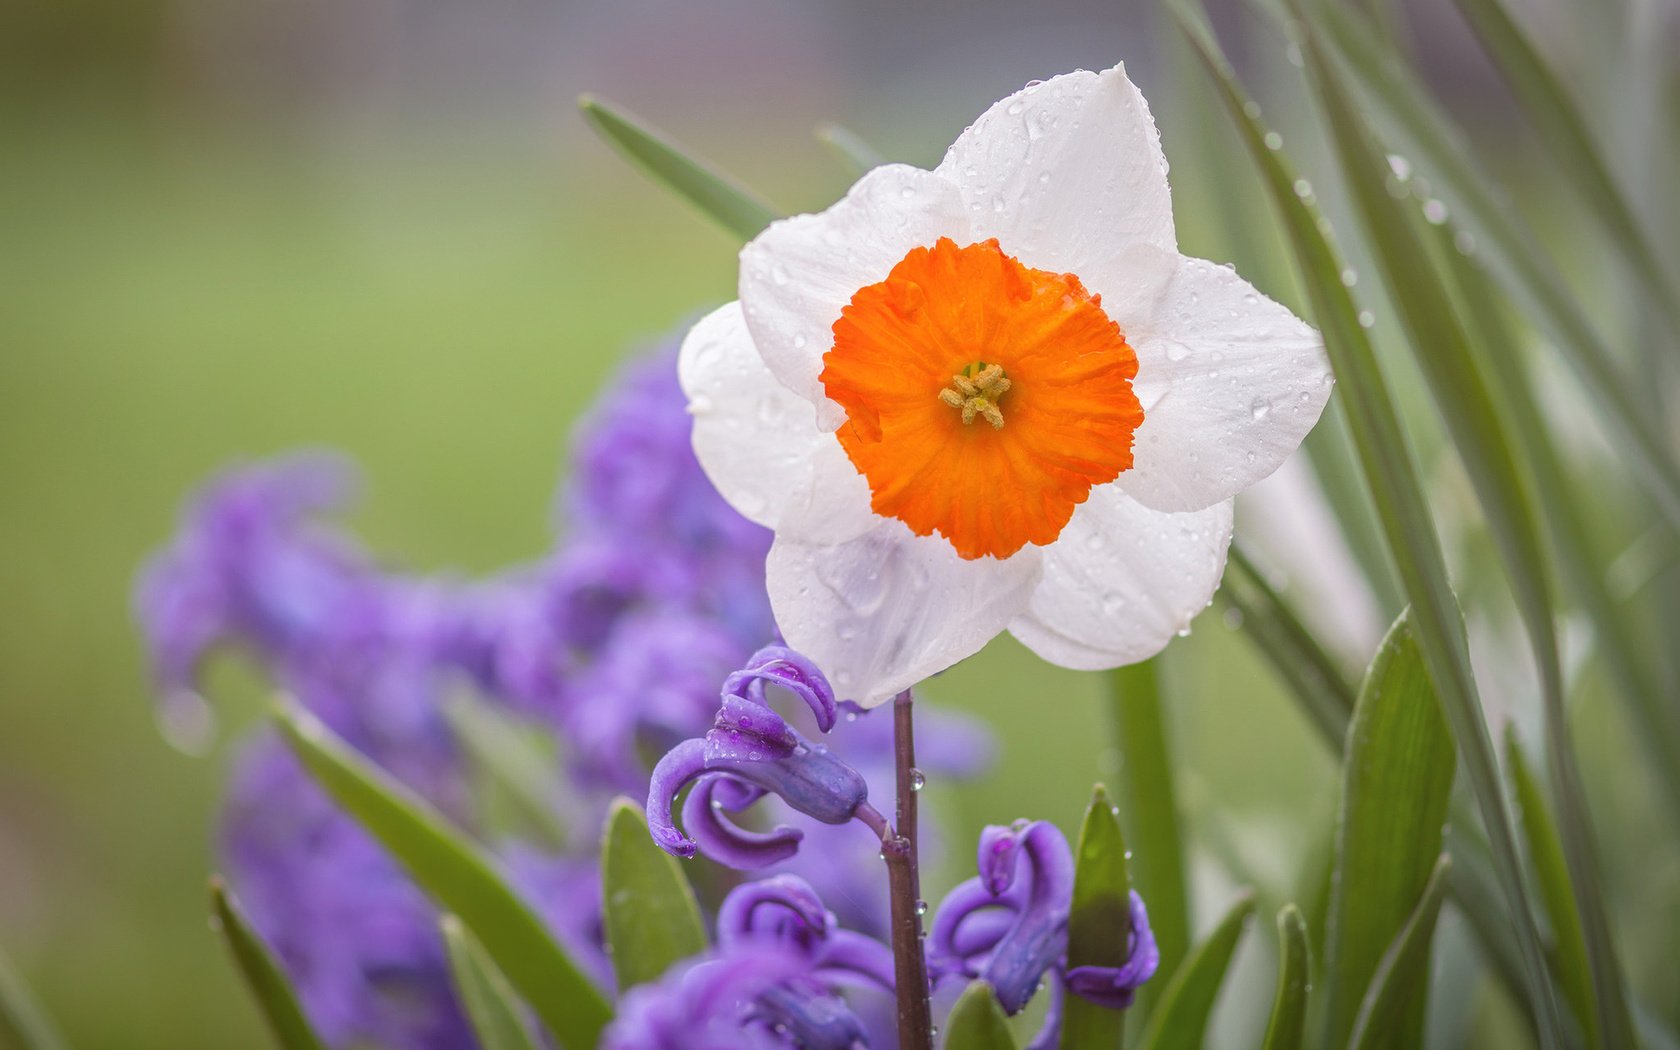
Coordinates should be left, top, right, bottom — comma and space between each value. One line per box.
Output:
133, 345, 992, 1049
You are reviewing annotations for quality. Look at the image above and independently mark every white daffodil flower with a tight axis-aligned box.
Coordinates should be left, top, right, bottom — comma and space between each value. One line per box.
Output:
680, 64, 1333, 707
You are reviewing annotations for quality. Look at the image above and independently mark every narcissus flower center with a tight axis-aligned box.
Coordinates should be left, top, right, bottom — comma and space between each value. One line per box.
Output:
820, 237, 1144, 561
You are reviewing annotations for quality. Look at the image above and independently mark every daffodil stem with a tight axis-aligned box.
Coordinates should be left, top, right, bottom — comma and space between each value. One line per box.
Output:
882, 688, 933, 1050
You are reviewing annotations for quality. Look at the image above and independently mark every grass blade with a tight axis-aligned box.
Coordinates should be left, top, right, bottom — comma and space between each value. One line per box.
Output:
601, 797, 709, 993
1505, 734, 1598, 1048
444, 694, 569, 849
1287, 16, 1640, 1045
1321, 612, 1455, 1049
1347, 854, 1453, 1050
1261, 905, 1311, 1050
1431, 215, 1680, 822
272, 699, 612, 1050
1220, 541, 1355, 751
0, 944, 67, 1050
1060, 783, 1134, 1050
1105, 660, 1190, 1025
1136, 891, 1257, 1050
1171, 6, 1565, 1044
1309, 0, 1680, 529
1446, 0, 1680, 335
578, 94, 780, 241
814, 122, 885, 177
442, 915, 541, 1050
208, 876, 327, 1050
944, 982, 1021, 1050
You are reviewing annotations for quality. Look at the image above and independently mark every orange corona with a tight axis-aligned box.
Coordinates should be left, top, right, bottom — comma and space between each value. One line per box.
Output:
820, 237, 1144, 561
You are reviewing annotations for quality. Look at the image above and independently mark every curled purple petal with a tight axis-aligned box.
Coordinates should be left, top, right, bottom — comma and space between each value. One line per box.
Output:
814, 929, 897, 994
647, 738, 709, 858
751, 980, 869, 1050
1065, 891, 1161, 1010
685, 777, 804, 870
706, 694, 797, 762
717, 874, 830, 947
724, 645, 837, 732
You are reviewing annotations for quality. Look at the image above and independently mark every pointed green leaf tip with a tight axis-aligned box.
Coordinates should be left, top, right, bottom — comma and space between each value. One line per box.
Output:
1322, 612, 1454, 1050
1347, 855, 1452, 1050
1059, 783, 1132, 1050
1261, 906, 1310, 1050
945, 981, 1021, 1050
1136, 891, 1256, 1050
601, 796, 710, 992
579, 93, 781, 242
442, 916, 541, 1050
271, 698, 611, 1050
209, 876, 327, 1050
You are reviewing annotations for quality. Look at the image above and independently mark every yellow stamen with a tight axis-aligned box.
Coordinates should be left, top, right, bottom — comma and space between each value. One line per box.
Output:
940, 364, 1012, 429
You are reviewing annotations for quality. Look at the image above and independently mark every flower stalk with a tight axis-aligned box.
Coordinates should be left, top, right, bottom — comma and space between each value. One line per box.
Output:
883, 689, 934, 1050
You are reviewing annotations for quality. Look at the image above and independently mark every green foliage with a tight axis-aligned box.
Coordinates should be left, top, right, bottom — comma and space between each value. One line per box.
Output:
1321, 613, 1454, 1049
444, 694, 569, 849
1104, 661, 1190, 1025
579, 94, 781, 241
1288, 12, 1637, 1046
272, 699, 612, 1050
600, 797, 710, 993
1346, 855, 1452, 1050
207, 877, 327, 1050
1506, 734, 1599, 1049
1260, 906, 1310, 1050
1060, 783, 1133, 1050
1172, 6, 1567, 1043
0, 944, 67, 1050
441, 916, 542, 1050
1135, 891, 1256, 1050
944, 982, 1021, 1050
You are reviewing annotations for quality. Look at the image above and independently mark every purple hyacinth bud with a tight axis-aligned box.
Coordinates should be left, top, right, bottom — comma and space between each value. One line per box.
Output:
723, 645, 838, 733
1064, 890, 1160, 1010
683, 775, 804, 869
645, 647, 869, 867
930, 820, 1074, 1016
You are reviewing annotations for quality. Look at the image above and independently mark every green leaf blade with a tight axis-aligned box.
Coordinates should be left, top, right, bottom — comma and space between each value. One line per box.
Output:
1506, 734, 1598, 1048
1260, 906, 1310, 1050
578, 94, 781, 242
1172, 6, 1566, 1044
1060, 783, 1133, 1050
272, 700, 612, 1050
1136, 891, 1257, 1050
1347, 855, 1453, 1050
601, 797, 709, 993
209, 876, 328, 1050
0, 945, 66, 1050
1321, 612, 1455, 1049
442, 916, 542, 1050
944, 982, 1021, 1050
1105, 660, 1190, 1026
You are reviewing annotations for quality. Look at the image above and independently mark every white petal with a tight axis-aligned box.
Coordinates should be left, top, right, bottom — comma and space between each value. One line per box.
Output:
767, 518, 1044, 709
679, 302, 824, 529
773, 437, 881, 548
1117, 256, 1333, 513
934, 64, 1176, 299
1008, 487, 1233, 670
738, 164, 970, 429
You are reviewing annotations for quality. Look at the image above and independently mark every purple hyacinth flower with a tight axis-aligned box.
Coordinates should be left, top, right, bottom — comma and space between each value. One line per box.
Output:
1064, 890, 1160, 1010
647, 649, 871, 867
929, 820, 1074, 1016
716, 875, 894, 1050
601, 950, 796, 1050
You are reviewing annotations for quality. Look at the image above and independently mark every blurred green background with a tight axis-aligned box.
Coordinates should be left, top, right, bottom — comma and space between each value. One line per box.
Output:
1, 1, 1673, 1046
